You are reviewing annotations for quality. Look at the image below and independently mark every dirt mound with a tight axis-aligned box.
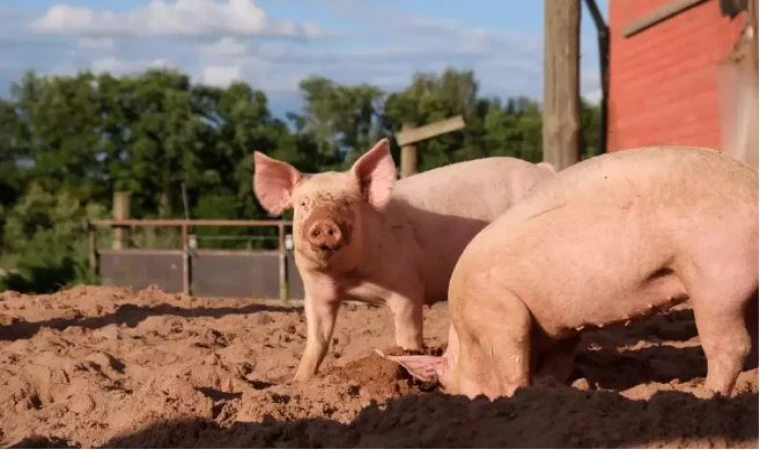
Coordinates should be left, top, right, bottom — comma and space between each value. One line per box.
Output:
323, 346, 442, 398
0, 286, 756, 448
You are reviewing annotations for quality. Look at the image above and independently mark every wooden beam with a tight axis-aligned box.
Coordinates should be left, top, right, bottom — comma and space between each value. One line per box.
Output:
400, 122, 419, 178
395, 115, 465, 147
543, 0, 582, 170
623, 0, 709, 38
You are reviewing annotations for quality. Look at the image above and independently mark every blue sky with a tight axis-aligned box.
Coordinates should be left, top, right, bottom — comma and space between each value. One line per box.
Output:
0, 0, 608, 119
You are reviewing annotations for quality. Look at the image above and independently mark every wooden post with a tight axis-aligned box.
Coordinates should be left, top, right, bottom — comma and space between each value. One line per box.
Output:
543, 0, 582, 170
278, 223, 288, 303
181, 223, 190, 295
400, 123, 418, 178
111, 192, 131, 250
87, 221, 98, 280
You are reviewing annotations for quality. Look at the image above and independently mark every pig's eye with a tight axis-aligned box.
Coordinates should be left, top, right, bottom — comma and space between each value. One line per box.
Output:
299, 200, 307, 208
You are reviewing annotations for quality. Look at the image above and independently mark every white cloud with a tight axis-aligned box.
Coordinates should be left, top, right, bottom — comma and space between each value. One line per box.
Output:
77, 37, 115, 51
1, 0, 605, 117
583, 88, 602, 104
200, 37, 246, 57
91, 57, 174, 75
202, 64, 242, 87
394, 16, 461, 36
30, 0, 327, 39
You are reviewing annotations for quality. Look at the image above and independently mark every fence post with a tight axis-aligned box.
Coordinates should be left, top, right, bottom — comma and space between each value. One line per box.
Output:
543, 0, 582, 170
181, 223, 190, 295
400, 122, 418, 178
87, 220, 98, 281
111, 192, 131, 250
278, 223, 288, 303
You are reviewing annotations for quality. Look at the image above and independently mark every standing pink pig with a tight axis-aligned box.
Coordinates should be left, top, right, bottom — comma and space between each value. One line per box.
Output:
383, 146, 758, 399
253, 138, 555, 381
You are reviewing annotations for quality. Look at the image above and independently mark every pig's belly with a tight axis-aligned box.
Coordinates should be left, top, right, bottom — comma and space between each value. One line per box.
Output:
513, 215, 689, 338
341, 278, 399, 306
529, 271, 689, 339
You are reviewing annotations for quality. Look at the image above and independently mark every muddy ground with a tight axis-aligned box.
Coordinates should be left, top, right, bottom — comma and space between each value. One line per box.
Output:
0, 285, 757, 448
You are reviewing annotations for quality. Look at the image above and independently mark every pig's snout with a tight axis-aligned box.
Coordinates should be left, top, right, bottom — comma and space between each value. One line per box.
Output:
307, 220, 343, 251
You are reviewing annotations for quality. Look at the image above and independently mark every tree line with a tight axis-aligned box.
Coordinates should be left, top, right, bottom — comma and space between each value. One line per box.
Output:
0, 67, 601, 293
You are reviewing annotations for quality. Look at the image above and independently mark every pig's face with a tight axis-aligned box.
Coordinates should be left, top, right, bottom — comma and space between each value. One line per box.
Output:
253, 139, 397, 271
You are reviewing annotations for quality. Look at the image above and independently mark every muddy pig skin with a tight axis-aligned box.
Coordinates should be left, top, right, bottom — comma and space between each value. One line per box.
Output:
382, 146, 758, 399
253, 138, 556, 381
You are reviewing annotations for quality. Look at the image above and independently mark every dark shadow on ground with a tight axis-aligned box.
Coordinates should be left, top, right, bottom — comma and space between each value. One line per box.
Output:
10, 387, 756, 448
581, 308, 699, 349
0, 302, 295, 341
8, 436, 78, 449
574, 304, 758, 389
574, 344, 707, 391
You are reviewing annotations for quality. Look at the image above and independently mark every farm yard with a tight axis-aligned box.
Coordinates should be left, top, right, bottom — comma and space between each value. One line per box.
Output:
0, 286, 756, 448
0, 0, 758, 448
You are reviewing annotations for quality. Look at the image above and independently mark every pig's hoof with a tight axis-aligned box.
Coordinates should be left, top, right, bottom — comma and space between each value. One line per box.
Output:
292, 373, 315, 383
691, 386, 722, 400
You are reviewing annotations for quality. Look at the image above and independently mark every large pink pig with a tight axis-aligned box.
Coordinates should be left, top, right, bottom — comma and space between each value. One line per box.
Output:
383, 146, 758, 399
253, 138, 555, 381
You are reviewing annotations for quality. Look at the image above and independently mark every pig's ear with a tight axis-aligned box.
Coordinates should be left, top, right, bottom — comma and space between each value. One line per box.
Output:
253, 151, 303, 216
537, 162, 557, 173
350, 139, 396, 209
375, 349, 445, 384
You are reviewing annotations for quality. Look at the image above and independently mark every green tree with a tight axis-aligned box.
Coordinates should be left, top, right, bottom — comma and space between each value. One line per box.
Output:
9, 72, 108, 203
384, 68, 480, 170
1, 184, 107, 293
295, 75, 385, 167
580, 98, 602, 160
482, 96, 543, 162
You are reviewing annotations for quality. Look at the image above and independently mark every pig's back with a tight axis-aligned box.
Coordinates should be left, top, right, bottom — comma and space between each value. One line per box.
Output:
491, 146, 756, 227
389, 157, 552, 302
393, 157, 551, 220
454, 146, 757, 333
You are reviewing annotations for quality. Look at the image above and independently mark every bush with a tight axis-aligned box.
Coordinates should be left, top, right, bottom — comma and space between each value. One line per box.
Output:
0, 184, 106, 293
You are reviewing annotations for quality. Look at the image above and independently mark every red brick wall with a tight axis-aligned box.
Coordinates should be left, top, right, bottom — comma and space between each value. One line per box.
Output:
607, 0, 747, 152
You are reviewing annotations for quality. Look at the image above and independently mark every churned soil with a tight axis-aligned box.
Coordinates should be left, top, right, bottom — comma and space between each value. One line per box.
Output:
0, 286, 756, 448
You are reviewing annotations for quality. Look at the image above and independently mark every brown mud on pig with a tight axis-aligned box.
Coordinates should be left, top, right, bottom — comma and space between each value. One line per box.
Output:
253, 138, 556, 381
382, 146, 758, 399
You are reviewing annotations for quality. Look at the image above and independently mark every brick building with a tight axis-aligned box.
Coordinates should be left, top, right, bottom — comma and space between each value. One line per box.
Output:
607, 0, 753, 152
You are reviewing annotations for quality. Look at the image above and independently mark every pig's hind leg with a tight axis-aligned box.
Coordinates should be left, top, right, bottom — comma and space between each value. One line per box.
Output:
689, 269, 756, 396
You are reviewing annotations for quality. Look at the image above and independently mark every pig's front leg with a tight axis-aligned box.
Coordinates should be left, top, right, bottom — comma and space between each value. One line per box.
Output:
388, 292, 425, 350
293, 292, 341, 382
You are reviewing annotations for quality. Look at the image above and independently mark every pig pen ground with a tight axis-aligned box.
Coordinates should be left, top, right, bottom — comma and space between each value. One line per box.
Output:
0, 286, 757, 448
